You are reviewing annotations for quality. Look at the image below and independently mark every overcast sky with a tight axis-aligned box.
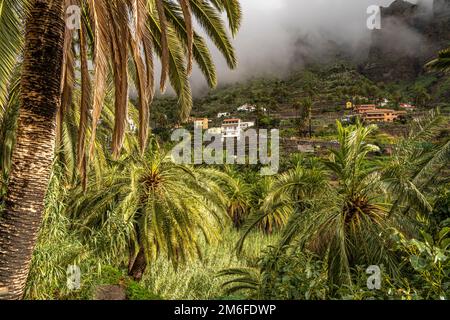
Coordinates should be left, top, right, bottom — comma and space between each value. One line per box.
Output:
185, 0, 432, 94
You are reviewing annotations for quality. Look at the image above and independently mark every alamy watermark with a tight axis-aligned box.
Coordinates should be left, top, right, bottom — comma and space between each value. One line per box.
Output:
67, 265, 81, 291
366, 265, 381, 290
67, 4, 382, 31
66, 5, 81, 30
367, 5, 381, 30
171, 128, 280, 176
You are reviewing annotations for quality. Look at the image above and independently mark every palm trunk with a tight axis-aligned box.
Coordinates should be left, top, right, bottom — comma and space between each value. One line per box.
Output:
128, 248, 148, 282
308, 106, 312, 138
0, 0, 65, 300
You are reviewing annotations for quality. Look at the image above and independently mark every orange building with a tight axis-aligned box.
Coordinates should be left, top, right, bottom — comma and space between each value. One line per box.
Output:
355, 104, 376, 114
362, 109, 401, 122
193, 118, 209, 130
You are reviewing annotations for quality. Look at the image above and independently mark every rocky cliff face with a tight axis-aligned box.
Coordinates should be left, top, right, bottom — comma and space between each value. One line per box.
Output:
361, 0, 450, 82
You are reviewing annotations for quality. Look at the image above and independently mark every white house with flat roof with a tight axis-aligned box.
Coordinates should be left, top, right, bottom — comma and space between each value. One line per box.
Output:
220, 119, 256, 142
217, 112, 231, 118
241, 121, 255, 130
221, 119, 242, 141
207, 127, 222, 135
237, 104, 256, 112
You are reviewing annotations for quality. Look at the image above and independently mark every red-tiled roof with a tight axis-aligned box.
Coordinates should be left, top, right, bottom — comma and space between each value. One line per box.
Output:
364, 109, 395, 114
223, 118, 240, 122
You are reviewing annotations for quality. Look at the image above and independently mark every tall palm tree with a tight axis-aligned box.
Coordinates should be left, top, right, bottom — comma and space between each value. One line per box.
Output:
0, 0, 242, 299
413, 86, 431, 108
252, 177, 292, 234
239, 114, 449, 288
0, 0, 66, 300
302, 97, 313, 138
239, 122, 399, 286
68, 147, 228, 281
223, 174, 252, 229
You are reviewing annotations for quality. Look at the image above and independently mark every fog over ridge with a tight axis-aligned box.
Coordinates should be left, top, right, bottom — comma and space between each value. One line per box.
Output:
179, 0, 434, 95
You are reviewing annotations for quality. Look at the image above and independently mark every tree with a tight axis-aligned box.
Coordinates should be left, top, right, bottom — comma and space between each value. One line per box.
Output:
239, 116, 449, 287
426, 47, 450, 72
222, 173, 252, 229
413, 86, 431, 108
302, 97, 313, 138
252, 177, 292, 234
0, 0, 242, 299
391, 90, 403, 109
69, 148, 229, 281
0, 0, 66, 299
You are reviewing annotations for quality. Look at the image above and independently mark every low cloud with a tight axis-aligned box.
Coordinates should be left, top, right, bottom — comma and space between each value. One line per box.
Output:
154, 0, 434, 96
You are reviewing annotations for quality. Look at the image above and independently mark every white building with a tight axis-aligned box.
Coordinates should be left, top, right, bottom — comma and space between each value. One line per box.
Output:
240, 121, 255, 130
217, 112, 231, 118
128, 117, 137, 133
380, 99, 390, 107
221, 119, 242, 140
400, 103, 416, 110
207, 127, 222, 135
237, 104, 256, 113
220, 119, 256, 142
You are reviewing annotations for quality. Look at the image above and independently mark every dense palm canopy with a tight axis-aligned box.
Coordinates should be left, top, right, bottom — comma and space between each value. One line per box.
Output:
0, 0, 242, 299
0, 0, 242, 177
1, 0, 449, 301
68, 145, 230, 279
238, 114, 450, 287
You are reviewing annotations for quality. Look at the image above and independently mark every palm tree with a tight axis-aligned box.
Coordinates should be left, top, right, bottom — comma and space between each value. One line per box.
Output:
237, 157, 328, 252
0, 0, 242, 299
238, 114, 449, 288
302, 97, 313, 138
382, 110, 450, 218
413, 86, 431, 108
391, 90, 403, 109
68, 147, 229, 281
222, 174, 252, 229
57, 0, 241, 176
0, 0, 66, 300
426, 47, 450, 72
252, 177, 292, 234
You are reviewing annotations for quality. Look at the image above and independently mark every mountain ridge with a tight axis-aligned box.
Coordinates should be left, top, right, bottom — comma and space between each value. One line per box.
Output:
360, 0, 450, 82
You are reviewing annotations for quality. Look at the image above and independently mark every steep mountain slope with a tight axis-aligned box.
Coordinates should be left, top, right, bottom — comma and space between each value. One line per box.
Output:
361, 0, 450, 82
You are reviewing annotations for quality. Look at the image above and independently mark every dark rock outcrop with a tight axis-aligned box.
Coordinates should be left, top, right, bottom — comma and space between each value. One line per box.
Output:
94, 285, 127, 300
361, 0, 450, 82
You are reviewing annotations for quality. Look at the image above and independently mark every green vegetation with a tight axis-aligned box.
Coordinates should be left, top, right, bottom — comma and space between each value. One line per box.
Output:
154, 63, 450, 141
13, 111, 449, 300
0, 0, 449, 302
